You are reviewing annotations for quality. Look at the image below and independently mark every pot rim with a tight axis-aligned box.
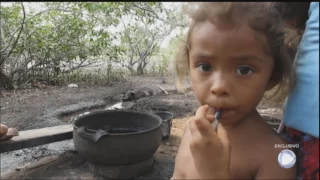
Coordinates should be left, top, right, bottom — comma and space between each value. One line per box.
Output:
72, 109, 163, 136
154, 111, 174, 116
154, 111, 174, 121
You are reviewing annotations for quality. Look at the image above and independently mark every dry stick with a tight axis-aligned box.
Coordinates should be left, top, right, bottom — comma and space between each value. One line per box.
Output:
212, 110, 223, 130
158, 85, 168, 95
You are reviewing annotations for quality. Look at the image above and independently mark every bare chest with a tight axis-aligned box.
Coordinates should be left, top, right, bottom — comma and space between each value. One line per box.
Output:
174, 133, 259, 179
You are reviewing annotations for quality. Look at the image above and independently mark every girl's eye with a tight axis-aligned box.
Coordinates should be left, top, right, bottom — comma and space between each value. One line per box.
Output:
236, 66, 253, 75
197, 64, 212, 72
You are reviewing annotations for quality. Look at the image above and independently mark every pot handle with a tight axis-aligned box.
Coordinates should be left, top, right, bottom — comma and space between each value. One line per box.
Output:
77, 126, 109, 143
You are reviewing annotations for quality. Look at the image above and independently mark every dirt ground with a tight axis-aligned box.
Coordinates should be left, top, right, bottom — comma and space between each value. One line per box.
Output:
0, 75, 182, 130
0, 75, 285, 161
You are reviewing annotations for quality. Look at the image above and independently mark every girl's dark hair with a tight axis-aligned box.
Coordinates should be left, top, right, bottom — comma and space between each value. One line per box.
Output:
175, 2, 296, 98
273, 2, 310, 29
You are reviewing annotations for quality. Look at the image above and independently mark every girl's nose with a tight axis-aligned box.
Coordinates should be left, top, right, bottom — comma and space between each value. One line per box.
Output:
210, 73, 229, 97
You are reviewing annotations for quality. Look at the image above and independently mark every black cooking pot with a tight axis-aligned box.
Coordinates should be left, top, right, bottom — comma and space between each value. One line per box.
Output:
72, 110, 162, 165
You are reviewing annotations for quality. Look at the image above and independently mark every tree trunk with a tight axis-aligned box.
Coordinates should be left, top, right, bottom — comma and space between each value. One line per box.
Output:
0, 70, 14, 90
53, 59, 61, 77
126, 64, 135, 75
136, 63, 144, 75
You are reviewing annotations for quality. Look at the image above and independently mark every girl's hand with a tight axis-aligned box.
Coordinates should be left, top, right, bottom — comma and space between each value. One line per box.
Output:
188, 105, 231, 179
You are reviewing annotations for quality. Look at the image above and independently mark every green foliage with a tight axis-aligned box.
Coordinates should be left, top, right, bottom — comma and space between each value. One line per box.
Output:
53, 68, 129, 86
0, 2, 187, 88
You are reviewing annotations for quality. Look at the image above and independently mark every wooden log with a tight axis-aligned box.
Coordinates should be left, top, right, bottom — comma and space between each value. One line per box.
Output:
0, 125, 73, 153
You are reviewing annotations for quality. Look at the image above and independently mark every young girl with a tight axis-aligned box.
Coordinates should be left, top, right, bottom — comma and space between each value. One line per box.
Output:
172, 2, 296, 179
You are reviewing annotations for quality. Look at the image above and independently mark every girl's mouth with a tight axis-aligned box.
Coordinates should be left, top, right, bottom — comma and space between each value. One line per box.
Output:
210, 107, 223, 115
211, 107, 233, 120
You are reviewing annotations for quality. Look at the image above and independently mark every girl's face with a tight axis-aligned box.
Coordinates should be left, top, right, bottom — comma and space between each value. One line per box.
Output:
189, 20, 276, 126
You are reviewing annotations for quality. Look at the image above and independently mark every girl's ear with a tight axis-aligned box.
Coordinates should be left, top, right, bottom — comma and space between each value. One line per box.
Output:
265, 72, 281, 91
